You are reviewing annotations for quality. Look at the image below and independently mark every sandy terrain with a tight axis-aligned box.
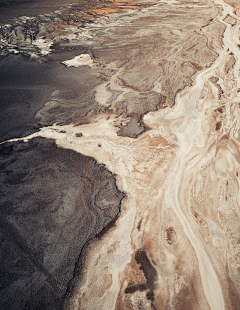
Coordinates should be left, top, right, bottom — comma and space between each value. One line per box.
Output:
1, 0, 240, 309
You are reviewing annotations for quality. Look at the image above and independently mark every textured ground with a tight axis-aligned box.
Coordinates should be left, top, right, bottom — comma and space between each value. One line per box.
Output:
1, 0, 240, 309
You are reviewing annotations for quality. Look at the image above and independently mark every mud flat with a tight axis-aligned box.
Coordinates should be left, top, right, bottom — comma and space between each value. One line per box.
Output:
1, 0, 240, 309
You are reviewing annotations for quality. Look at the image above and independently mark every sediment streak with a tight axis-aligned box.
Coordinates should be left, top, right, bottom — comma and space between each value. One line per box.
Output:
164, 1, 240, 309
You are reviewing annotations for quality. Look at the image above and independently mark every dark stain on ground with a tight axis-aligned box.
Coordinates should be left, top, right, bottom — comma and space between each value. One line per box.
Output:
216, 121, 222, 131
117, 118, 145, 139
137, 218, 143, 231
165, 227, 177, 245
135, 251, 157, 291
75, 132, 83, 137
115, 92, 166, 138
134, 250, 157, 308
125, 283, 148, 294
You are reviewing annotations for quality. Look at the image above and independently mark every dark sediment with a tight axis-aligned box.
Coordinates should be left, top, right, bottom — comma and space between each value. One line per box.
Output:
0, 138, 124, 309
0, 53, 103, 142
